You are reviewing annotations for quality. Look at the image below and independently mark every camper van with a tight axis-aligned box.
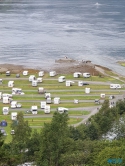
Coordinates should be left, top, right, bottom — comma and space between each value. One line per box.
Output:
57, 107, 68, 114
58, 76, 65, 83
11, 101, 17, 108
3, 107, 9, 115
29, 75, 36, 82
11, 112, 17, 120
83, 73, 91, 78
31, 106, 38, 114
44, 105, 50, 114
8, 81, 14, 87
110, 84, 121, 89
73, 72, 82, 78
49, 71, 56, 77
40, 101, 46, 109
38, 71, 44, 77
38, 87, 46, 94
23, 71, 28, 76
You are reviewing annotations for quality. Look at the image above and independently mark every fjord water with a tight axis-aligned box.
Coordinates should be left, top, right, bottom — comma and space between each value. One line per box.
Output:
0, 0, 125, 74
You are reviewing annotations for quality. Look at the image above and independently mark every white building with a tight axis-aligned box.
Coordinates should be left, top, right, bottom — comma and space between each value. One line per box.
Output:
58, 76, 65, 83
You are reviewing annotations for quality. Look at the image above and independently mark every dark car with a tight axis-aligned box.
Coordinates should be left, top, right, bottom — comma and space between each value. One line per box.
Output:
83, 82, 89, 85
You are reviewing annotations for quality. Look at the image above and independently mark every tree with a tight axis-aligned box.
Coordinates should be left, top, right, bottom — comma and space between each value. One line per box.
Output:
36, 112, 71, 166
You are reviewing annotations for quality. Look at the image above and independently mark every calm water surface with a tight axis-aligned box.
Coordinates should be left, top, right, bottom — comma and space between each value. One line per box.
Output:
0, 0, 125, 74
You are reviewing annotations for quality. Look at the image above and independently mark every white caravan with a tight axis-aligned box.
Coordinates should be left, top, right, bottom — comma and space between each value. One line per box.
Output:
110, 84, 121, 89
49, 71, 56, 77
3, 107, 9, 115
29, 75, 36, 82
38, 71, 44, 77
44, 105, 50, 114
23, 71, 28, 76
37, 77, 42, 83
58, 76, 65, 83
32, 80, 37, 87
53, 97, 60, 104
66, 80, 75, 86
8, 81, 14, 87
31, 106, 38, 114
40, 101, 46, 109
73, 72, 82, 78
38, 87, 46, 94
85, 88, 90, 94
83, 73, 91, 78
57, 107, 68, 114
11, 101, 17, 108
11, 112, 17, 120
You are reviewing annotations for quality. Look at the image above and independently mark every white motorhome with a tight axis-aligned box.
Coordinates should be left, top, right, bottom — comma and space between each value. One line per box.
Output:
83, 73, 91, 78
85, 88, 90, 94
32, 80, 37, 87
37, 77, 42, 83
46, 97, 52, 104
53, 97, 60, 104
11, 112, 17, 120
110, 84, 121, 89
3, 97, 10, 104
8, 81, 14, 87
38, 87, 46, 94
12, 88, 24, 95
45, 93, 51, 99
29, 75, 36, 82
73, 72, 82, 78
38, 71, 44, 77
40, 101, 46, 109
31, 106, 38, 114
11, 101, 17, 108
57, 107, 68, 114
49, 71, 56, 77
23, 71, 28, 76
3, 107, 9, 115
44, 105, 50, 114
66, 80, 75, 86
58, 76, 65, 83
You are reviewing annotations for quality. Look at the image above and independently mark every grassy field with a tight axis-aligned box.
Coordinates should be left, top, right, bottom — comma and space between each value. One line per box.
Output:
0, 71, 125, 142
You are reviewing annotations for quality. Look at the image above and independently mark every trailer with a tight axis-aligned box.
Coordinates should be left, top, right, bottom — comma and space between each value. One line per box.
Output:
44, 105, 50, 114
73, 72, 82, 78
38, 71, 44, 77
40, 101, 46, 109
46, 97, 52, 104
38, 87, 46, 94
11, 112, 17, 120
85, 88, 90, 94
3, 107, 9, 115
53, 97, 60, 104
57, 107, 68, 114
49, 71, 56, 77
32, 80, 37, 87
83, 73, 91, 78
37, 77, 42, 83
3, 97, 10, 104
29, 75, 36, 82
11, 101, 17, 108
66, 80, 75, 86
58, 76, 65, 83
31, 106, 38, 114
45, 93, 51, 99
23, 70, 28, 76
8, 81, 14, 87
110, 84, 121, 89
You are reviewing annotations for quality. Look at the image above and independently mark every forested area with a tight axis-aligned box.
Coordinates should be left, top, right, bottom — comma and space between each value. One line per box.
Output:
1, 99, 125, 166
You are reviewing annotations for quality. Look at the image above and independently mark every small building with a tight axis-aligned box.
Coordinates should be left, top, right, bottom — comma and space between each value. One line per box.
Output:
44, 105, 50, 114
23, 71, 28, 76
29, 75, 36, 82
11, 101, 17, 108
31, 106, 38, 114
73, 72, 82, 78
40, 101, 46, 109
110, 84, 121, 89
58, 76, 65, 83
85, 87, 90, 94
32, 80, 37, 87
11, 112, 17, 120
83, 73, 91, 78
8, 81, 14, 87
66, 80, 75, 87
53, 97, 60, 104
46, 97, 52, 104
38, 87, 46, 94
6, 71, 11, 76
38, 71, 44, 77
3, 97, 10, 104
1, 120, 7, 127
49, 71, 56, 77
45, 93, 51, 99
2, 107, 9, 115
37, 77, 42, 83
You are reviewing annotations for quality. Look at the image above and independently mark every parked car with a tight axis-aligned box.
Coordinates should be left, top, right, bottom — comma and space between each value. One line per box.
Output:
83, 82, 89, 85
